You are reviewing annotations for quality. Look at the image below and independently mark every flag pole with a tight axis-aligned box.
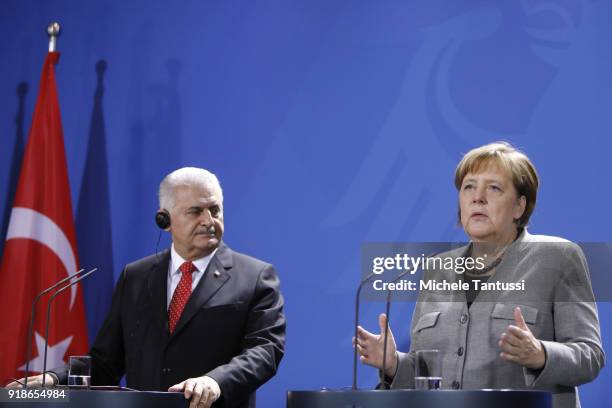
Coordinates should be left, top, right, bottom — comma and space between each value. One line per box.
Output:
36, 21, 61, 387
47, 22, 60, 52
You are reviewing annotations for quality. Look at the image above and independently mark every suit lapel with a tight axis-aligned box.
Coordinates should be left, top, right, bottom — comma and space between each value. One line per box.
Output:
170, 243, 233, 339
147, 250, 171, 338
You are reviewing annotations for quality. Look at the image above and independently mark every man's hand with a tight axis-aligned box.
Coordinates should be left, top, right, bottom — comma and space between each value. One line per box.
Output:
353, 313, 398, 378
168, 375, 221, 408
498, 307, 546, 370
5, 373, 56, 388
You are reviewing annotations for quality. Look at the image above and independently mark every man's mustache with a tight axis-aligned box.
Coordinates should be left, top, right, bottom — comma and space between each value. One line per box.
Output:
195, 226, 216, 235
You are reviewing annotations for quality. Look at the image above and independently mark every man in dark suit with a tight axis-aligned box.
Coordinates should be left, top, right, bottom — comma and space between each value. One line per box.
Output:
11, 167, 286, 408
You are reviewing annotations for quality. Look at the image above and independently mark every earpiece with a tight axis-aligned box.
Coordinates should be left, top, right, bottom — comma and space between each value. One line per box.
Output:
155, 210, 171, 229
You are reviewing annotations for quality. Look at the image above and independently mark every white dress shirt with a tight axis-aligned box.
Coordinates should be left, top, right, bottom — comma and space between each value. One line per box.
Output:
167, 244, 217, 309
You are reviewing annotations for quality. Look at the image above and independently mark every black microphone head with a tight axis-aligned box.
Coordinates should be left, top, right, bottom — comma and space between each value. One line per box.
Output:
155, 210, 171, 229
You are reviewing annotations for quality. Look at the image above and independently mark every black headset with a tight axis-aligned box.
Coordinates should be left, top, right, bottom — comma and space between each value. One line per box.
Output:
155, 209, 171, 229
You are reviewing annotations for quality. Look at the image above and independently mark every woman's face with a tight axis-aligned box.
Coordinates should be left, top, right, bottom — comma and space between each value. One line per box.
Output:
459, 164, 526, 244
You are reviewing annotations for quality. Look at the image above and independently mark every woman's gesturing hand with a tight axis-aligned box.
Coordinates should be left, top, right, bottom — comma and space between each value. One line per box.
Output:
353, 313, 398, 378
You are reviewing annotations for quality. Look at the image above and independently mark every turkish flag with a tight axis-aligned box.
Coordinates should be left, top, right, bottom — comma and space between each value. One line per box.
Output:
0, 52, 89, 385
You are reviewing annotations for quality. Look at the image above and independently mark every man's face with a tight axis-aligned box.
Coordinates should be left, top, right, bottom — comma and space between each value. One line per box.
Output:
168, 184, 224, 260
458, 164, 525, 244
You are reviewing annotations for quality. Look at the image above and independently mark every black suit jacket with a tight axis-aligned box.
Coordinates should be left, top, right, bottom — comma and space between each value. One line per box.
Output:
55, 243, 285, 408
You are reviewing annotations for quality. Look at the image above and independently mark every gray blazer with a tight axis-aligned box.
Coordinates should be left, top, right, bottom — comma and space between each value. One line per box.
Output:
391, 230, 604, 408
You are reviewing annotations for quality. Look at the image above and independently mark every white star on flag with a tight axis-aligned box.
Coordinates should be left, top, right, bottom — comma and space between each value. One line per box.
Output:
18, 332, 73, 373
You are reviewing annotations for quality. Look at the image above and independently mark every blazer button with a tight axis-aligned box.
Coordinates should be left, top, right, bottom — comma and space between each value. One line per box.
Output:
457, 346, 464, 356
451, 380, 460, 389
460, 314, 468, 324
162, 368, 171, 375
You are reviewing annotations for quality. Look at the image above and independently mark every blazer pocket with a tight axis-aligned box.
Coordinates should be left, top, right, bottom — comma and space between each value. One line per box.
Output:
202, 301, 244, 312
491, 303, 538, 325
413, 311, 441, 333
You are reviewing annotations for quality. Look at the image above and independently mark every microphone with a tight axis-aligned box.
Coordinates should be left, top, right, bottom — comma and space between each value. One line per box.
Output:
24, 268, 86, 387
380, 268, 414, 389
41, 268, 97, 387
380, 251, 439, 389
352, 271, 378, 390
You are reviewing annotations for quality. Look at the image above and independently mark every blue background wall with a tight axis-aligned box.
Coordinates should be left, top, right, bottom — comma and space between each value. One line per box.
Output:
1, 0, 611, 406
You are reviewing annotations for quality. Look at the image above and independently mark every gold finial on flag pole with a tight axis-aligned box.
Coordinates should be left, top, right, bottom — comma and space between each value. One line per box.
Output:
47, 22, 61, 52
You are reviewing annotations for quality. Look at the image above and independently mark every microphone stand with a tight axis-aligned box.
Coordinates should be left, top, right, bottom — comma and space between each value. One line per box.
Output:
23, 269, 86, 387
352, 272, 377, 390
41, 268, 97, 387
380, 269, 413, 388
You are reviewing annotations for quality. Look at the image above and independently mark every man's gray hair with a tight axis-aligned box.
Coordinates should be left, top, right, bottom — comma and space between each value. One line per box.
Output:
158, 167, 224, 210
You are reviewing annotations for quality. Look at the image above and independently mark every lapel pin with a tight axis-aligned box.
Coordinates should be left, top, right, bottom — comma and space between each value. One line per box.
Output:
213, 270, 221, 278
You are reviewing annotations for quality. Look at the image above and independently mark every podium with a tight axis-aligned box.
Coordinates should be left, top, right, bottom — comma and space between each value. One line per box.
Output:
287, 389, 552, 408
0, 389, 186, 408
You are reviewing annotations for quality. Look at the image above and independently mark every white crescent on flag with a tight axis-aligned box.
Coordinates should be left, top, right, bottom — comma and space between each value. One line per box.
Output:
6, 207, 79, 309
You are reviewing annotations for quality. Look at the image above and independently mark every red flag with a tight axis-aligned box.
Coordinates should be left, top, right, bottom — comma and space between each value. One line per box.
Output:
0, 52, 89, 384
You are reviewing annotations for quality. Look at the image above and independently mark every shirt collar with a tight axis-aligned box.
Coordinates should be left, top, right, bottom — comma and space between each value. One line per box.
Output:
170, 244, 217, 276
